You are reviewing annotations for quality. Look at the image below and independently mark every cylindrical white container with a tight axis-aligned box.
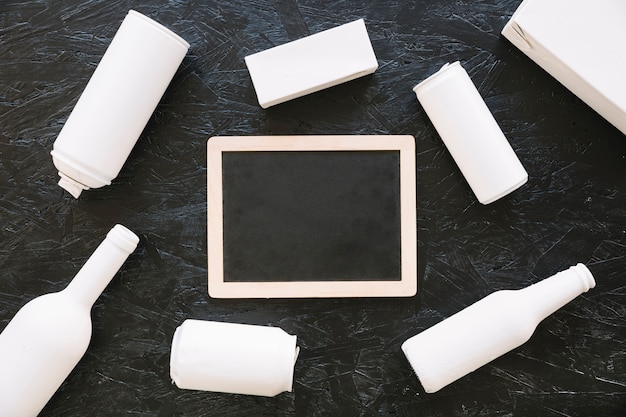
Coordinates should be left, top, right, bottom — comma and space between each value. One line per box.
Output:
413, 61, 528, 204
51, 10, 190, 198
170, 319, 300, 397
401, 263, 595, 393
0, 225, 139, 417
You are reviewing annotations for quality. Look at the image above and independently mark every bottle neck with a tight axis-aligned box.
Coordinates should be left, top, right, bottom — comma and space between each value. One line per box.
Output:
63, 225, 139, 308
519, 263, 595, 322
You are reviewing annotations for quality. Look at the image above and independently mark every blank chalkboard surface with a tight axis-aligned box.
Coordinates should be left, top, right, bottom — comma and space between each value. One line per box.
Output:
207, 136, 416, 298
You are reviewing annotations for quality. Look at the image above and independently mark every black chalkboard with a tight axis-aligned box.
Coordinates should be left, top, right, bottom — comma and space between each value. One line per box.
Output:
221, 150, 402, 282
207, 135, 417, 298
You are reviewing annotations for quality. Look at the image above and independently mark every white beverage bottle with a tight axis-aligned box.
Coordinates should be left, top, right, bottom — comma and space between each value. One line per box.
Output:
402, 263, 596, 393
51, 10, 190, 198
0, 224, 139, 416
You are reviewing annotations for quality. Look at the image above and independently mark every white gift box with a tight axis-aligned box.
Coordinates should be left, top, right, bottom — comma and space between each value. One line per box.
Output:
502, 0, 626, 136
245, 19, 378, 108
51, 10, 189, 198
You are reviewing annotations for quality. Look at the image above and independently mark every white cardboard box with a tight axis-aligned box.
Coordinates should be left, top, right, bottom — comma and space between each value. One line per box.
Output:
245, 19, 378, 108
502, 0, 626, 136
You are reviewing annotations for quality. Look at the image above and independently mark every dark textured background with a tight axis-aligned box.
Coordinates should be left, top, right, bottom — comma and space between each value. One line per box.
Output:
1, 1, 625, 416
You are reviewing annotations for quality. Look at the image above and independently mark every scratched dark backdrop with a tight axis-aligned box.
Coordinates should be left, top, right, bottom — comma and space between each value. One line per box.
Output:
1, 0, 625, 416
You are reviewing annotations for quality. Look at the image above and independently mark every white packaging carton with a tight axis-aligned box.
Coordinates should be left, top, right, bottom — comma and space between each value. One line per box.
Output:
245, 19, 378, 108
502, 0, 626, 135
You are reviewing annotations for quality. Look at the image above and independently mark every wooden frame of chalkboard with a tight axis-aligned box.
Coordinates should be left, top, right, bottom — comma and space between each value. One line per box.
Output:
207, 135, 417, 298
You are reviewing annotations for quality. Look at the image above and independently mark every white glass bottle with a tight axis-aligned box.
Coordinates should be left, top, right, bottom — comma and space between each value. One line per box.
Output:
0, 224, 139, 417
402, 263, 596, 393
51, 10, 190, 198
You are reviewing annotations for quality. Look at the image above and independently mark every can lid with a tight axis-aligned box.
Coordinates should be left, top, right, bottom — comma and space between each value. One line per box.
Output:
127, 10, 190, 50
413, 61, 459, 94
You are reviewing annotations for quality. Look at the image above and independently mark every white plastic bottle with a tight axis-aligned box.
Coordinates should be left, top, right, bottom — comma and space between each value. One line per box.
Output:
402, 263, 595, 393
51, 10, 190, 198
0, 224, 139, 417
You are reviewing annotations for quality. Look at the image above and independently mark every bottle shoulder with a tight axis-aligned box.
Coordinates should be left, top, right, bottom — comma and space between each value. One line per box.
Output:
15, 292, 93, 330
466, 289, 539, 343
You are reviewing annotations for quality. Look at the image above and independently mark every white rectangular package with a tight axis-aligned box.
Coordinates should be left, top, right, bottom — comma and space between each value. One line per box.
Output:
244, 19, 378, 108
502, 0, 626, 136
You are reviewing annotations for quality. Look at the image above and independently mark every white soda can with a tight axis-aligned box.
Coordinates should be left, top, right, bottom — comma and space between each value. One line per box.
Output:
170, 319, 300, 397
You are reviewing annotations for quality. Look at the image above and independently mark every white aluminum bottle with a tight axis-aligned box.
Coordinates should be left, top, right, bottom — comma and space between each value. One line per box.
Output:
0, 224, 139, 417
51, 10, 190, 198
402, 263, 595, 393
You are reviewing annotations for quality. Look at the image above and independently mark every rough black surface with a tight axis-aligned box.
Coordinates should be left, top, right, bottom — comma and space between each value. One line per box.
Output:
1, 1, 625, 416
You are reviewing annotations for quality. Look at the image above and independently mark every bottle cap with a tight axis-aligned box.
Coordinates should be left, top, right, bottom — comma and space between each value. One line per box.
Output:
170, 319, 299, 397
57, 173, 88, 199
413, 62, 528, 204
106, 224, 140, 254
51, 150, 109, 198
